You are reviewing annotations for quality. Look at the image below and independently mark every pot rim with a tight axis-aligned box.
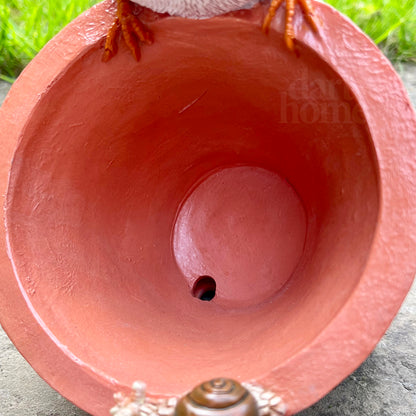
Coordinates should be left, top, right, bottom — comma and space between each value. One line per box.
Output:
0, 1, 415, 415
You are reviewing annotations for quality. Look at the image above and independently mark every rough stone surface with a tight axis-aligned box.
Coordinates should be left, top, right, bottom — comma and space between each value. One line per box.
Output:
0, 64, 415, 416
397, 63, 416, 107
0, 82, 11, 104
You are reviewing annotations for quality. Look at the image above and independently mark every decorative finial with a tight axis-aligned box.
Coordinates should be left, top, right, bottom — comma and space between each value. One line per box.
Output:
175, 378, 258, 416
110, 379, 286, 416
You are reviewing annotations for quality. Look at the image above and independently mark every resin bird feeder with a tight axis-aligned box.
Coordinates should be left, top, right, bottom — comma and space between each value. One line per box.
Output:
0, 1, 416, 415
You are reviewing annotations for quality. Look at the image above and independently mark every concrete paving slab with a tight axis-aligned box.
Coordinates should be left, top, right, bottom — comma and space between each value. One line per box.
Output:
0, 63, 415, 416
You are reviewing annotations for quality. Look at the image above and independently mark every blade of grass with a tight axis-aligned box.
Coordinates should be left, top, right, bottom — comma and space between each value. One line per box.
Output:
374, 7, 413, 44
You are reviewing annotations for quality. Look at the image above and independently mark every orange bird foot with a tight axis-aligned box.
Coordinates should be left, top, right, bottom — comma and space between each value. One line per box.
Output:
262, 0, 319, 51
103, 0, 153, 62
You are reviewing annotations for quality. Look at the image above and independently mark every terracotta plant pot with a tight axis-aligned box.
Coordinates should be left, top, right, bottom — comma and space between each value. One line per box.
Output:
0, 1, 415, 415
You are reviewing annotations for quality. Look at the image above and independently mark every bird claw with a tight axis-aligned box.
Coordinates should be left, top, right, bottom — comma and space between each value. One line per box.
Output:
262, 0, 319, 51
103, 0, 317, 62
103, 0, 153, 62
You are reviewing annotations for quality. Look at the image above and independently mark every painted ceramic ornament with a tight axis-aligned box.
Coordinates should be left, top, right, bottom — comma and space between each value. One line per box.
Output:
110, 379, 286, 416
0, 1, 415, 416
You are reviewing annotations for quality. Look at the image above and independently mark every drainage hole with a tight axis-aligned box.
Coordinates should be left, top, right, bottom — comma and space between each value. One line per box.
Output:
192, 276, 216, 301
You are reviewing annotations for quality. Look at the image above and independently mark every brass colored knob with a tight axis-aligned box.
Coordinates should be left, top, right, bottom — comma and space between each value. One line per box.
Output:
175, 378, 259, 416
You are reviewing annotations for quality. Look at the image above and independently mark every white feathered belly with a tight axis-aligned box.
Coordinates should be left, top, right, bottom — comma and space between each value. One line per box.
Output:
130, 0, 259, 18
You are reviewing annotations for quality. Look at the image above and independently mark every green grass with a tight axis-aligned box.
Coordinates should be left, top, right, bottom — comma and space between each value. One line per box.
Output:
0, 0, 95, 80
327, 0, 416, 62
0, 0, 415, 80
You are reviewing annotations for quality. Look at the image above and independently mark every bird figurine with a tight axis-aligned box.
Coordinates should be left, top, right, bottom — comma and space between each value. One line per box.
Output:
102, 0, 319, 62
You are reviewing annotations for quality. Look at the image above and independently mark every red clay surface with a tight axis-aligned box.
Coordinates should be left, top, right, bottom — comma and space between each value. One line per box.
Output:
0, 1, 415, 415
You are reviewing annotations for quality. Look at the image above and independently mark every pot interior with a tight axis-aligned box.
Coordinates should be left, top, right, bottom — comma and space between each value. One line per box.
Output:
5, 23, 379, 395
